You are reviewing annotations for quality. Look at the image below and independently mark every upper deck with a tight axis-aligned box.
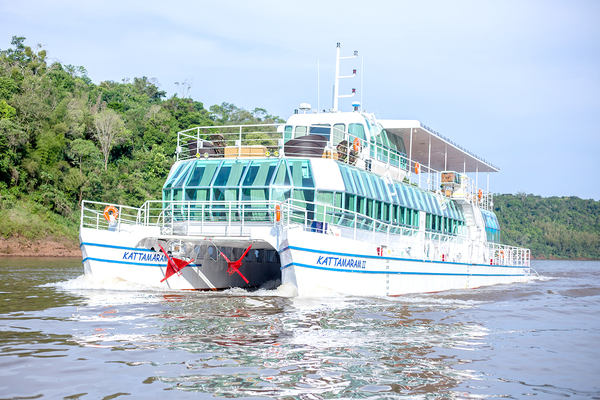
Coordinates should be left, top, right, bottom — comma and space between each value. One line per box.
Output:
175, 110, 497, 211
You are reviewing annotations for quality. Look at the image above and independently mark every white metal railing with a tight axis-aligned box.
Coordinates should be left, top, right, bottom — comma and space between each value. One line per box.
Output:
175, 123, 369, 168
403, 160, 494, 212
81, 200, 142, 231
82, 198, 528, 267
486, 242, 531, 267
174, 123, 494, 211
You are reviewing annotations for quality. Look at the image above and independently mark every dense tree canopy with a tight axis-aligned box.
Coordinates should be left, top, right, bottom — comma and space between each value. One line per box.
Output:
0, 36, 283, 217
0, 36, 598, 259
494, 193, 600, 259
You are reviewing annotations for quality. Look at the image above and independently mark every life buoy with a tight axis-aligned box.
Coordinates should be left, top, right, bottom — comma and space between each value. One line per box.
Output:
275, 204, 281, 222
414, 162, 420, 174
353, 137, 360, 152
103, 205, 118, 221
478, 189, 483, 199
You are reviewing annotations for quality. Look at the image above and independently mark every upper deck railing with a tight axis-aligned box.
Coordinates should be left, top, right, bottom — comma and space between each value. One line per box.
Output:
175, 123, 494, 211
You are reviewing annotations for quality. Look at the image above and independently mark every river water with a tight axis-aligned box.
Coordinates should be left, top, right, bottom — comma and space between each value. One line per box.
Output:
0, 258, 599, 399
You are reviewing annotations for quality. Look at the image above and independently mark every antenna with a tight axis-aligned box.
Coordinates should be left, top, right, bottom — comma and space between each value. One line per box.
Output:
332, 43, 358, 112
317, 59, 320, 113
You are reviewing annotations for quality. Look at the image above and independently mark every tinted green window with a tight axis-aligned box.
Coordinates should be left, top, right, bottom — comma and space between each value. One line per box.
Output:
272, 160, 290, 186
366, 199, 374, 218
213, 188, 239, 202
242, 159, 279, 187
164, 162, 188, 189
173, 189, 183, 201
172, 162, 197, 188
348, 123, 366, 141
186, 160, 221, 187
335, 192, 343, 208
317, 191, 334, 205
344, 194, 356, 212
339, 165, 357, 193
365, 174, 381, 200
357, 196, 366, 215
350, 169, 367, 197
284, 125, 293, 142
289, 159, 314, 188
213, 160, 247, 187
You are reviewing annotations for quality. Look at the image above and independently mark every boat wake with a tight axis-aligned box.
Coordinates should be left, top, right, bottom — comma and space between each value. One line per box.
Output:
42, 274, 169, 292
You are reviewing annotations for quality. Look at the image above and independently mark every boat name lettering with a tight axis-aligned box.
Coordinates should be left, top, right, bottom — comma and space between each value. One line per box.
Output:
316, 255, 365, 269
122, 251, 167, 262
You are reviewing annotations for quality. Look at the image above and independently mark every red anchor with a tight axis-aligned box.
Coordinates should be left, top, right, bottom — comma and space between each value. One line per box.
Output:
158, 243, 195, 282
219, 244, 252, 284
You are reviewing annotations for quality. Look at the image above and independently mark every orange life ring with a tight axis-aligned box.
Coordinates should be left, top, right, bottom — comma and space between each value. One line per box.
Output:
103, 205, 119, 221
353, 137, 360, 152
478, 189, 482, 199
414, 162, 420, 174
275, 204, 281, 222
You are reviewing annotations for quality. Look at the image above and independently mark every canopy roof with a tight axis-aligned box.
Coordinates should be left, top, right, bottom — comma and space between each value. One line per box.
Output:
379, 120, 499, 173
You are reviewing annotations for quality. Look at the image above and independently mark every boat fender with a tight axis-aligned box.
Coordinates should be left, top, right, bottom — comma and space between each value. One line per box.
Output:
353, 137, 360, 152
103, 205, 119, 222
415, 162, 420, 174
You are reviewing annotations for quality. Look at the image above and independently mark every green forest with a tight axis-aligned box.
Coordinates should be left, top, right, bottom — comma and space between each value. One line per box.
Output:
0, 36, 598, 259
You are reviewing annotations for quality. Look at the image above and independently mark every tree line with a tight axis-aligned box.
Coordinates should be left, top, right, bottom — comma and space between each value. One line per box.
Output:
1, 36, 598, 259
0, 36, 283, 217
494, 193, 599, 259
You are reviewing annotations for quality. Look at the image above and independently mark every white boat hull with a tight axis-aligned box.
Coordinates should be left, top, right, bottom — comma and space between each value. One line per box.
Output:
279, 229, 529, 297
80, 226, 280, 290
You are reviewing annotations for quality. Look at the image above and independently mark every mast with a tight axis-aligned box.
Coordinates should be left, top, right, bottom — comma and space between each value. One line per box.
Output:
332, 43, 358, 112
333, 44, 340, 112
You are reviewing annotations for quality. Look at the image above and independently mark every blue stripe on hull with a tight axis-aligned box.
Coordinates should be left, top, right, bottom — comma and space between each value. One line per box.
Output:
281, 262, 526, 277
281, 245, 526, 270
80, 242, 155, 252
83, 257, 169, 267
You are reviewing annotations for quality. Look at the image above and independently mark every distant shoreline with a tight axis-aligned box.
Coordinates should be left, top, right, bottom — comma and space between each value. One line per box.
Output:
0, 237, 80, 257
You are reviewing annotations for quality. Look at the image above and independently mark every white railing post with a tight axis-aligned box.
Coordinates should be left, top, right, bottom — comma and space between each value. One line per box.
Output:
387, 224, 390, 247
372, 219, 376, 244
305, 209, 308, 231
241, 203, 245, 235
228, 201, 232, 236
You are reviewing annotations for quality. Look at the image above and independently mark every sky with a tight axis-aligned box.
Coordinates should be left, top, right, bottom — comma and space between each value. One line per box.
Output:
1, 0, 599, 200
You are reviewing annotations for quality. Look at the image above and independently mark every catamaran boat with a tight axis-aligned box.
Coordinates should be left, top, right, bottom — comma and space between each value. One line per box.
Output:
79, 44, 530, 296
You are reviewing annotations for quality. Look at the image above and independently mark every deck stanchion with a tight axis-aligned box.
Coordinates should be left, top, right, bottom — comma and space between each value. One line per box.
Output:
372, 219, 376, 244
241, 204, 244, 235
228, 201, 232, 235
239, 126, 242, 157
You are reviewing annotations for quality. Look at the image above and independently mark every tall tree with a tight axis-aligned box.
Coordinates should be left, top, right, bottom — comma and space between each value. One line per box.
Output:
93, 108, 126, 171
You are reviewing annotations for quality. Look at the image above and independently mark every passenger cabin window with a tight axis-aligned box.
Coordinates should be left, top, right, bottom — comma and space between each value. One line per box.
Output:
332, 123, 345, 145
294, 126, 307, 139
348, 123, 366, 141
309, 124, 331, 140
284, 125, 293, 142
